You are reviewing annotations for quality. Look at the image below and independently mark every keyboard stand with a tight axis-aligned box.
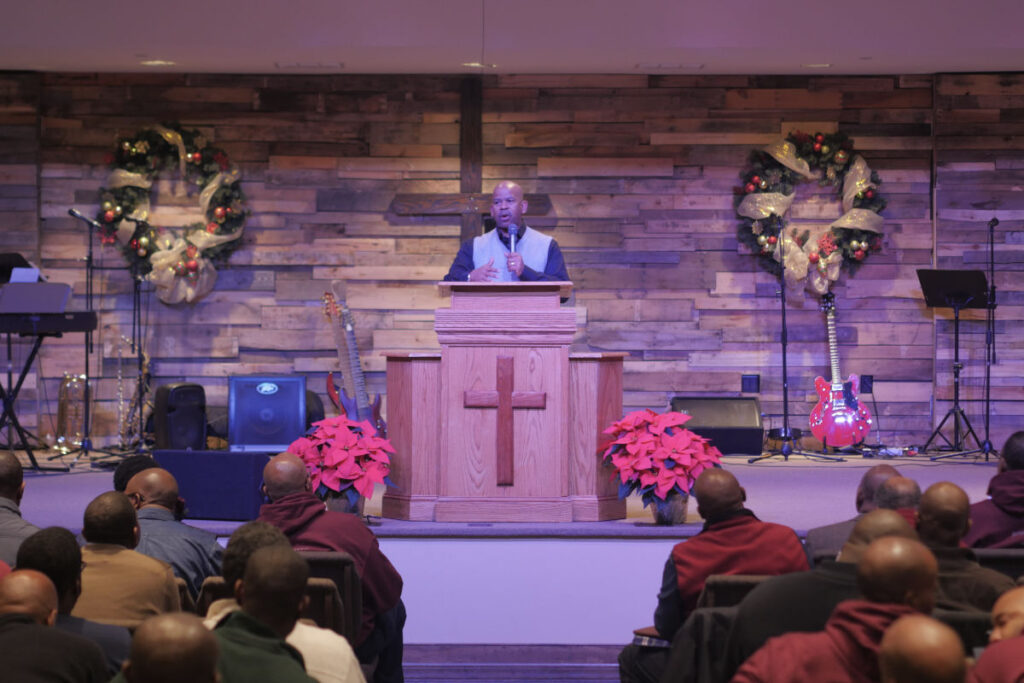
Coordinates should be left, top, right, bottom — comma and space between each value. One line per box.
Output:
1, 331, 69, 471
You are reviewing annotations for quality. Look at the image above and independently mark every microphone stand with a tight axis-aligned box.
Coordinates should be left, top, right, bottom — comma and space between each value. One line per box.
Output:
978, 217, 998, 459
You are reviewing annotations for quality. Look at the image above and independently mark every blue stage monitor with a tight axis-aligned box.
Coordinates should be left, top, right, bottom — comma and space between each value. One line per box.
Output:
228, 375, 306, 453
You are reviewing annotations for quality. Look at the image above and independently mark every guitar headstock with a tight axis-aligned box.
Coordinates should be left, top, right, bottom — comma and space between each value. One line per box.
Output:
820, 292, 836, 315
322, 291, 339, 320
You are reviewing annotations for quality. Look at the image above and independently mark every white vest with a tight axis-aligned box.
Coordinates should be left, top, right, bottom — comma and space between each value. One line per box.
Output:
472, 226, 551, 281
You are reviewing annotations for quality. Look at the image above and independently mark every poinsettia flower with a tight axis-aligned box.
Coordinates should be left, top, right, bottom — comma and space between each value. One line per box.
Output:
649, 411, 692, 435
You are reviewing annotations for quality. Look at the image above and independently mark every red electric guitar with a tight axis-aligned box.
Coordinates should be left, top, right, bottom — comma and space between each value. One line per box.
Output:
322, 280, 386, 437
809, 292, 872, 448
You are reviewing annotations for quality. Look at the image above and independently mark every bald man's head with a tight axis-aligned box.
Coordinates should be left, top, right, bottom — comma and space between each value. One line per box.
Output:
916, 481, 971, 548
0, 451, 24, 501
82, 491, 139, 547
989, 585, 1024, 643
879, 614, 966, 683
856, 465, 901, 513
0, 569, 59, 625
262, 453, 310, 501
874, 476, 922, 511
123, 613, 219, 683
838, 509, 918, 564
693, 468, 745, 520
857, 537, 938, 614
125, 468, 180, 511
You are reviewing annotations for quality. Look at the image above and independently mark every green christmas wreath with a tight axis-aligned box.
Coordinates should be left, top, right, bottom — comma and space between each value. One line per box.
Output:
94, 123, 247, 304
735, 130, 886, 295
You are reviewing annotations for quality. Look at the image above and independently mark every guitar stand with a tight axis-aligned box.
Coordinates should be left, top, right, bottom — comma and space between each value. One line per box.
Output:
916, 269, 989, 461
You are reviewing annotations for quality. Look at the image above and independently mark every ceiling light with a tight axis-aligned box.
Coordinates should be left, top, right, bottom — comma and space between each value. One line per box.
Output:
801, 63, 832, 69
140, 59, 176, 67
462, 62, 497, 69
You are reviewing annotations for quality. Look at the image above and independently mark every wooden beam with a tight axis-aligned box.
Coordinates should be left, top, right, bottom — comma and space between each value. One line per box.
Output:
460, 76, 483, 243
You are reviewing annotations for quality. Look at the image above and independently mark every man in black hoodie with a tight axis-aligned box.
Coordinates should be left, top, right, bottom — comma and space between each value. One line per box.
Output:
257, 452, 405, 683
965, 431, 1024, 547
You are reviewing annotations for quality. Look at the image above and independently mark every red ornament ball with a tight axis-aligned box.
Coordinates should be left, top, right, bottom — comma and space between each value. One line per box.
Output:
751, 175, 761, 184
865, 189, 875, 199
808, 251, 820, 263
815, 133, 825, 143
129, 239, 139, 250
186, 259, 199, 272
189, 152, 202, 163
103, 210, 116, 222
744, 182, 756, 193
206, 222, 219, 233
767, 235, 778, 245
813, 142, 822, 153
854, 249, 866, 261
186, 245, 198, 258
213, 206, 227, 220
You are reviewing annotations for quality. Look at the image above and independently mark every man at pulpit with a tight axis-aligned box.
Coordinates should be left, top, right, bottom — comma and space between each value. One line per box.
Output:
443, 181, 569, 283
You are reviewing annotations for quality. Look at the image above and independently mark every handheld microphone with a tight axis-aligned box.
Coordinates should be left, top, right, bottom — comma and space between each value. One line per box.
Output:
68, 208, 104, 230
509, 226, 516, 253
988, 217, 999, 228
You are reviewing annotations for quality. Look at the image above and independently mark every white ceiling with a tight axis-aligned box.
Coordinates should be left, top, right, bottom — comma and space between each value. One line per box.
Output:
3, 0, 1024, 75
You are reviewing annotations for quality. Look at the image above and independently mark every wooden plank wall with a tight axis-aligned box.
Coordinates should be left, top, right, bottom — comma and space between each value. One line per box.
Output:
0, 71, 1020, 452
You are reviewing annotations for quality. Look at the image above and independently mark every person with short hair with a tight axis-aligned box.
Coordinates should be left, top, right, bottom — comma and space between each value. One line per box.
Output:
117, 613, 219, 683
72, 492, 180, 628
732, 537, 940, 683
125, 468, 222, 599
16, 526, 131, 677
203, 521, 365, 683
964, 586, 1024, 682
0, 569, 108, 682
965, 431, 1024, 547
0, 451, 40, 566
879, 614, 967, 683
874, 476, 922, 526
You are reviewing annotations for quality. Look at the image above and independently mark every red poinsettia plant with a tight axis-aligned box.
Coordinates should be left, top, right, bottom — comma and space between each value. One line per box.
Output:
601, 409, 723, 508
287, 415, 395, 507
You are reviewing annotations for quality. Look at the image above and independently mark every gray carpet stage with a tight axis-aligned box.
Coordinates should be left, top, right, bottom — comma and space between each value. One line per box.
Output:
20, 453, 999, 645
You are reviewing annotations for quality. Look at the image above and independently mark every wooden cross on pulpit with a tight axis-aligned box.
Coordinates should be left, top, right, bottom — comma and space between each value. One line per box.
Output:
463, 356, 546, 486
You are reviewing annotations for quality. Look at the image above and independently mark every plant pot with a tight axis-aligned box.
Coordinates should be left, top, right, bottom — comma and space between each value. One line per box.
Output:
324, 492, 365, 517
651, 493, 689, 525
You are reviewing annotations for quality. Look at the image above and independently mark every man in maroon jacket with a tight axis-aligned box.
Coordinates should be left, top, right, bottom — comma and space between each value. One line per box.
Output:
965, 431, 1024, 547
257, 453, 405, 683
619, 468, 809, 683
731, 536, 939, 683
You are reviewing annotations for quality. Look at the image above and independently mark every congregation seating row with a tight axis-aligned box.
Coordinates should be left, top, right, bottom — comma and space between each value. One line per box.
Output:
174, 549, 362, 643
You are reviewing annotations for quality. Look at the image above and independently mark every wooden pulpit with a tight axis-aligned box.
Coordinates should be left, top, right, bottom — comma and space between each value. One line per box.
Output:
382, 281, 626, 522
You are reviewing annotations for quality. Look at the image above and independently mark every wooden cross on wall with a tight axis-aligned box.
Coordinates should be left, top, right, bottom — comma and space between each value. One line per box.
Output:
463, 356, 546, 486
387, 76, 551, 243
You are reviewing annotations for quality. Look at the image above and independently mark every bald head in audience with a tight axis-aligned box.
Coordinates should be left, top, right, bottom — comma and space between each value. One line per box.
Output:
916, 481, 972, 548
0, 569, 58, 625
236, 545, 309, 639
989, 585, 1024, 643
122, 613, 219, 683
125, 468, 180, 512
0, 451, 25, 502
262, 453, 311, 502
82, 491, 139, 547
693, 468, 745, 520
874, 476, 922, 511
857, 536, 938, 614
856, 464, 901, 513
837, 509, 918, 563
879, 614, 966, 683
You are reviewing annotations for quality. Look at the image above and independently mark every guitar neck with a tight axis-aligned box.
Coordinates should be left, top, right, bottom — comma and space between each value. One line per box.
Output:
826, 310, 843, 388
341, 307, 372, 413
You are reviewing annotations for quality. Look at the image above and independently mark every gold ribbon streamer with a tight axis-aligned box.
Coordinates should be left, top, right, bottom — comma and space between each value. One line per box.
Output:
737, 192, 796, 220
147, 236, 219, 304
831, 208, 884, 233
198, 170, 239, 213
771, 234, 809, 292
764, 140, 816, 179
841, 155, 876, 213
154, 125, 189, 196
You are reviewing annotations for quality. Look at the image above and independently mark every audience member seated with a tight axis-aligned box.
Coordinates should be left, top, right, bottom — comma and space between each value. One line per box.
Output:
618, 468, 808, 683
16, 526, 131, 677
72, 492, 180, 628
259, 453, 404, 683
917, 481, 1015, 612
0, 568, 108, 682
804, 464, 901, 564
879, 614, 967, 683
874, 475, 922, 526
723, 509, 917, 679
0, 452, 41, 566
731, 536, 939, 683
112, 455, 161, 493
965, 431, 1024, 548
114, 613, 219, 683
966, 586, 1024, 682
125, 468, 223, 599
202, 521, 365, 683
211, 545, 318, 683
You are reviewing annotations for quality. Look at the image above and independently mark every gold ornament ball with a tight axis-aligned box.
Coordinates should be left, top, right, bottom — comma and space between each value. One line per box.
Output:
757, 235, 768, 246
820, 145, 830, 155
102, 201, 113, 211
114, 205, 123, 215
136, 248, 147, 257
121, 141, 131, 151
758, 180, 768, 189
139, 236, 150, 247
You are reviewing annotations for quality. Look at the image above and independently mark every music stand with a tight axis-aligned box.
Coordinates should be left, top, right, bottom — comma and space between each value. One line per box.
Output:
917, 269, 988, 459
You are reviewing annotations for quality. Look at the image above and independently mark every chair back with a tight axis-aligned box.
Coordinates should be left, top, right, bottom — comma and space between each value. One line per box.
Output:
174, 576, 196, 613
298, 550, 363, 643
696, 574, 773, 608
973, 548, 1024, 580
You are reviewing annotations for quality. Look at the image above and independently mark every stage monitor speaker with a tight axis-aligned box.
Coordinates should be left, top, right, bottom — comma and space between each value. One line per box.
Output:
153, 383, 206, 450
154, 449, 271, 520
228, 375, 306, 452
669, 396, 764, 455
